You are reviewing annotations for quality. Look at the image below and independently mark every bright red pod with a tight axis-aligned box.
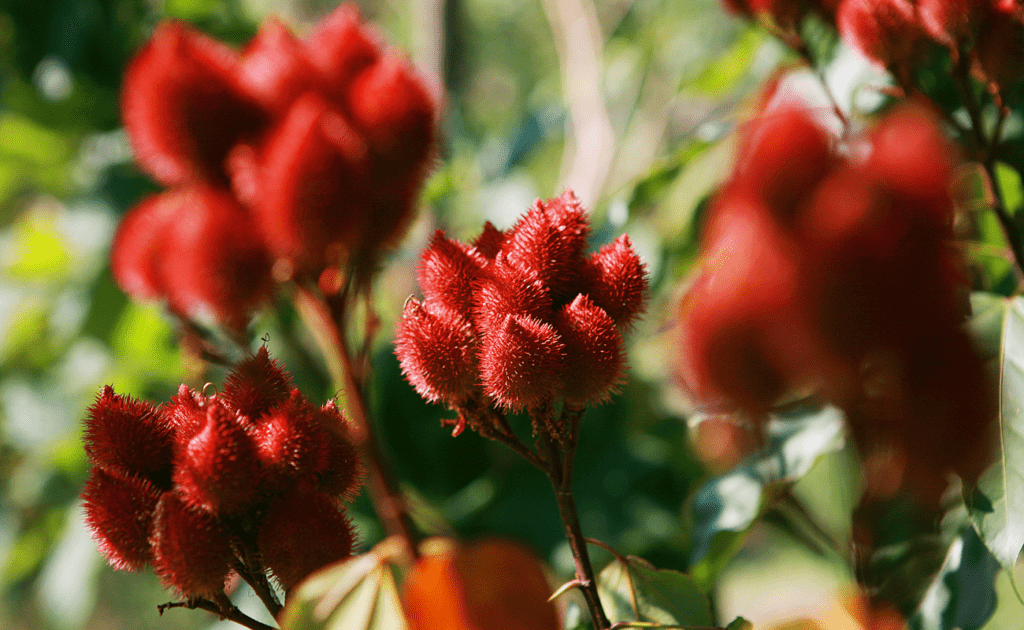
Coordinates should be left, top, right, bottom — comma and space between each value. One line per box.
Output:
555, 294, 625, 407
583, 234, 649, 330
238, 18, 321, 116
251, 390, 322, 488
83, 385, 175, 489
241, 92, 370, 277
304, 3, 381, 104
173, 398, 262, 515
479, 314, 566, 411
310, 401, 365, 502
81, 467, 162, 572
417, 231, 487, 316
258, 484, 355, 591
158, 185, 273, 333
396, 299, 480, 405
473, 222, 506, 261
473, 253, 553, 333
836, 0, 930, 71
221, 346, 295, 420
110, 194, 178, 302
734, 106, 836, 221
122, 21, 268, 185
150, 492, 234, 597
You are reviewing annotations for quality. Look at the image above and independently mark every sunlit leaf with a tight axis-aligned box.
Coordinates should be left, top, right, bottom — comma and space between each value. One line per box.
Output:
970, 297, 1024, 573
280, 551, 408, 630
911, 528, 1000, 630
596, 555, 713, 627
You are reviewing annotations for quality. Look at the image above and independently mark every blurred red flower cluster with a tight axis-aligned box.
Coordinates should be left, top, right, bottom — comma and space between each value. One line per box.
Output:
81, 347, 363, 595
395, 191, 648, 434
677, 105, 994, 502
111, 5, 436, 331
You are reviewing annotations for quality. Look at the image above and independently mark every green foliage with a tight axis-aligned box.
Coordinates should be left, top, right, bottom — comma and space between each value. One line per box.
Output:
912, 528, 1000, 630
596, 555, 713, 628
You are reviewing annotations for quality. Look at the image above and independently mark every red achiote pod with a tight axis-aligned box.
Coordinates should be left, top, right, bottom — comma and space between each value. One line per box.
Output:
479, 314, 566, 411
237, 18, 321, 116
258, 483, 355, 591
472, 221, 506, 260
583, 234, 649, 330
150, 492, 234, 597
304, 3, 382, 104
173, 398, 261, 515
221, 345, 294, 420
158, 186, 274, 332
395, 299, 479, 405
164, 384, 206, 433
733, 106, 836, 221
252, 390, 323, 488
972, 2, 1024, 96
417, 231, 487, 315
555, 294, 625, 406
402, 538, 561, 630
837, 0, 931, 75
918, 0, 986, 49
83, 386, 175, 489
122, 21, 268, 186
81, 467, 162, 571
473, 252, 552, 332
311, 400, 366, 501
109, 194, 177, 302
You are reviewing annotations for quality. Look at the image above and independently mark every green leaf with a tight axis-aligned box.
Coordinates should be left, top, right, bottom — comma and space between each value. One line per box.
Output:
970, 297, 1024, 573
968, 292, 1010, 361
725, 617, 753, 630
689, 404, 846, 588
911, 528, 1000, 630
996, 162, 1024, 215
596, 555, 713, 628
280, 552, 408, 630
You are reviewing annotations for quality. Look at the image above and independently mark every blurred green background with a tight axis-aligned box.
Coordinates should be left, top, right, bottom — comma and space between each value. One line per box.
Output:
2, 0, 1021, 628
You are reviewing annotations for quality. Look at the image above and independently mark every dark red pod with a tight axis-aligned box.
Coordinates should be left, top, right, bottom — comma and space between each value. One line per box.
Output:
238, 18, 321, 116
836, 0, 930, 72
150, 491, 234, 597
83, 386, 175, 489
583, 234, 649, 330
396, 299, 480, 405
122, 21, 268, 185
310, 401, 365, 502
82, 467, 162, 572
251, 390, 322, 488
222, 346, 295, 420
304, 3, 382, 104
417, 231, 486, 316
555, 295, 625, 406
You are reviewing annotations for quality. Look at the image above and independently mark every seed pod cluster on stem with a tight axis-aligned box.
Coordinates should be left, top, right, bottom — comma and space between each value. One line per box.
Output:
111, 4, 436, 332
676, 103, 995, 506
81, 347, 363, 601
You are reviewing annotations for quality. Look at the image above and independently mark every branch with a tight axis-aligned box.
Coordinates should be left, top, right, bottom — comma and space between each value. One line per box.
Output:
157, 595, 276, 630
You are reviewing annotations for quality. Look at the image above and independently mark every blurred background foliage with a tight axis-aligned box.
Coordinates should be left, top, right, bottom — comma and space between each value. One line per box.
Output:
1, 0, 1022, 629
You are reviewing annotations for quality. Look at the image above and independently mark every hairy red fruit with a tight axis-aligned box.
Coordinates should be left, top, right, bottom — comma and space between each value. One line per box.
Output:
584, 234, 649, 330
237, 18, 320, 116
150, 492, 234, 597
918, 0, 985, 48
504, 191, 590, 305
164, 384, 206, 434
473, 253, 552, 332
122, 21, 268, 185
83, 386, 175, 489
417, 231, 486, 315
734, 107, 835, 220
972, 3, 1024, 95
555, 295, 625, 406
258, 484, 355, 591
173, 398, 261, 515
480, 314, 565, 411
252, 390, 321, 488
304, 4, 381, 103
396, 299, 479, 404
402, 538, 561, 630
472, 222, 505, 260
222, 346, 294, 420
158, 186, 273, 332
109, 194, 177, 301
312, 401, 365, 501
837, 0, 930, 72
241, 92, 370, 276
82, 467, 162, 571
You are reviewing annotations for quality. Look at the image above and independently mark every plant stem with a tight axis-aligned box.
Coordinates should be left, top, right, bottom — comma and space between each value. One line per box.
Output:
540, 429, 611, 630
235, 547, 283, 618
293, 285, 420, 559
157, 596, 276, 630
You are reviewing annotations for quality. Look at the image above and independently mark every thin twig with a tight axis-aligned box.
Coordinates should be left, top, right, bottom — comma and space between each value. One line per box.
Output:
157, 596, 276, 630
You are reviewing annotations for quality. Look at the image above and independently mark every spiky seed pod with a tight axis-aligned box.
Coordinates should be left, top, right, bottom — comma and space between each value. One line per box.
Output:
150, 492, 234, 597
504, 191, 590, 306
164, 385, 206, 435
311, 401, 365, 502
479, 314, 566, 411
222, 346, 294, 420
304, 3, 381, 104
241, 92, 370, 276
109, 194, 178, 302
82, 467, 162, 571
158, 185, 274, 333
84, 386, 175, 489
836, 0, 930, 74
396, 299, 479, 404
555, 295, 625, 406
472, 253, 552, 333
417, 231, 486, 315
583, 235, 649, 330
251, 390, 321, 489
258, 484, 355, 591
237, 18, 319, 116
121, 21, 268, 186
173, 398, 261, 515
918, 0, 985, 49
472, 221, 505, 261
